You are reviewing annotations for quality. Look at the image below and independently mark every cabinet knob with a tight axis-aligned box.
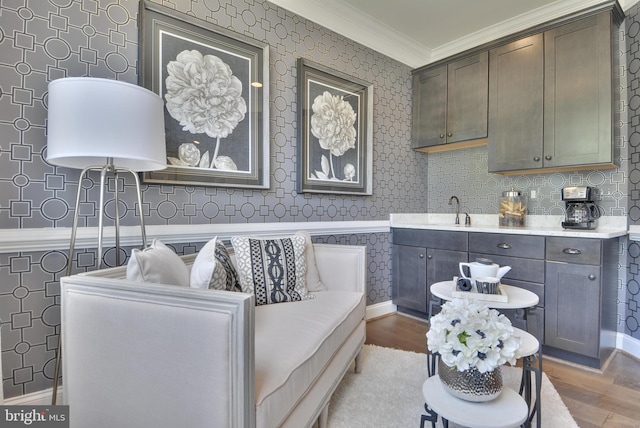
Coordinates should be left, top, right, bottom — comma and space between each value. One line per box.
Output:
545, 155, 552, 161
588, 274, 596, 281
497, 243, 512, 249
447, 132, 453, 137
562, 248, 582, 255
533, 156, 541, 162
419, 254, 424, 258
427, 254, 433, 259
439, 134, 445, 139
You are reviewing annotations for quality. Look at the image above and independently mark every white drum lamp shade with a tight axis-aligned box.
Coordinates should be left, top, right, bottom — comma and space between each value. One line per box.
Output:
46, 77, 166, 171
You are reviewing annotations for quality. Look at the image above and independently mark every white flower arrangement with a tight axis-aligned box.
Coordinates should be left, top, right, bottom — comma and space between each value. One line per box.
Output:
427, 299, 521, 373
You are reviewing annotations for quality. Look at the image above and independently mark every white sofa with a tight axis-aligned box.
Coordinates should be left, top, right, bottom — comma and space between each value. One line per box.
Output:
60, 242, 366, 428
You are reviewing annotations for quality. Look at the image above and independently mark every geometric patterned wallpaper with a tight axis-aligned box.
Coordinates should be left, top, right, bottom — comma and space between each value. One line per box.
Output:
0, 0, 421, 399
624, 2, 640, 341
2, 0, 640, 400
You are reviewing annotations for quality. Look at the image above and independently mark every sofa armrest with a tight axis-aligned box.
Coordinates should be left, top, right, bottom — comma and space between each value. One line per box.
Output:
61, 275, 255, 428
312, 244, 366, 293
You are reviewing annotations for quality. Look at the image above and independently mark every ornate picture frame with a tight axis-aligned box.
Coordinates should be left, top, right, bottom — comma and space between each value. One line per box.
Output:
139, 1, 269, 189
297, 58, 373, 195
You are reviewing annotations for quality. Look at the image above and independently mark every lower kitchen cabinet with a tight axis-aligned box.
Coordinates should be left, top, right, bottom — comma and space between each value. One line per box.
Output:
392, 228, 467, 316
543, 237, 618, 368
391, 227, 619, 368
545, 261, 600, 357
392, 244, 427, 312
469, 232, 545, 340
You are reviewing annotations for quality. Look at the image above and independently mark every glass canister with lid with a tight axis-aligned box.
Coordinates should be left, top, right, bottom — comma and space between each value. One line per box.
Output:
499, 190, 527, 227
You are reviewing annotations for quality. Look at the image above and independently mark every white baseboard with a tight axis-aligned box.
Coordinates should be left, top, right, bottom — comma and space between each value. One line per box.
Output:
3, 387, 62, 406
618, 331, 640, 360
365, 300, 396, 320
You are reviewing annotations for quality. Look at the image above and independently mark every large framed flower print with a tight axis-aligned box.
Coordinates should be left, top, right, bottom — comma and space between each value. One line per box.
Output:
139, 1, 269, 189
297, 59, 373, 195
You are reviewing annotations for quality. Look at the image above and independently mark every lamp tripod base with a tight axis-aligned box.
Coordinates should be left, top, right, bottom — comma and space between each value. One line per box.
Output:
51, 162, 148, 405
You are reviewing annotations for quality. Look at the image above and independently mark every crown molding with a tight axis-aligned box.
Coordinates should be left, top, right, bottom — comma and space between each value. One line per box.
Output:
267, 0, 430, 68
431, 0, 625, 63
268, 0, 630, 68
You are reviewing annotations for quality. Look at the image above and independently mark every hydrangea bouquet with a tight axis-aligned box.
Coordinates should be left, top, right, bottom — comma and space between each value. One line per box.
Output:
427, 299, 521, 373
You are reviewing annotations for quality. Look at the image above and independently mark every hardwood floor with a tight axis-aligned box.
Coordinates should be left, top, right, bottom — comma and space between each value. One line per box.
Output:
365, 314, 640, 428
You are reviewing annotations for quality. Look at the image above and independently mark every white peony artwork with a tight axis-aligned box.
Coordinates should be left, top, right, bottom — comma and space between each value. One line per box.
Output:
164, 50, 246, 171
309, 91, 357, 181
140, 3, 269, 189
297, 59, 372, 195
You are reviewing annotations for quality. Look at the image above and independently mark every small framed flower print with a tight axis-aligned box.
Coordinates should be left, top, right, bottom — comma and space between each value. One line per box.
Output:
297, 58, 373, 195
139, 1, 269, 189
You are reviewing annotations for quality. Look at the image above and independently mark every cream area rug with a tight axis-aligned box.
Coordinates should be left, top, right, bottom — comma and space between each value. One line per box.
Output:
328, 345, 578, 428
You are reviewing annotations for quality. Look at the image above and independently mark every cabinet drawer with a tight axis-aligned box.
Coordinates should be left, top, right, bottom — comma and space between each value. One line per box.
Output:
469, 233, 545, 259
546, 237, 601, 265
392, 228, 468, 251
469, 253, 545, 284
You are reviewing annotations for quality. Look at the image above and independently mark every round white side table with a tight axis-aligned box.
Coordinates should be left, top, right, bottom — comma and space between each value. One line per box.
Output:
430, 280, 539, 310
421, 376, 528, 428
428, 280, 543, 428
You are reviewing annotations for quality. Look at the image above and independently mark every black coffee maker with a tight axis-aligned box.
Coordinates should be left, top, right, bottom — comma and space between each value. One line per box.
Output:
561, 186, 601, 229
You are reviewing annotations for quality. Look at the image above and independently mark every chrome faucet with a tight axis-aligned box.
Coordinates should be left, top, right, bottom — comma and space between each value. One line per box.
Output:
448, 196, 460, 225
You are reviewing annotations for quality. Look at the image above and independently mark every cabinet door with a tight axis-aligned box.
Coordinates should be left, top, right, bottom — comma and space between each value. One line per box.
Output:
545, 261, 601, 357
447, 52, 489, 143
412, 66, 447, 149
544, 12, 613, 168
426, 248, 468, 311
392, 244, 428, 312
488, 34, 544, 172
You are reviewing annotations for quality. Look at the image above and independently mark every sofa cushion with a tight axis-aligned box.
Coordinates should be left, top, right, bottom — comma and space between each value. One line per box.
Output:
253, 290, 365, 428
295, 230, 327, 292
126, 239, 190, 286
231, 235, 313, 305
190, 237, 241, 291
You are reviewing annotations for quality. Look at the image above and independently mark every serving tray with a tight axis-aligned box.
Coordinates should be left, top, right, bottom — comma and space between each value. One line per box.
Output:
451, 282, 509, 303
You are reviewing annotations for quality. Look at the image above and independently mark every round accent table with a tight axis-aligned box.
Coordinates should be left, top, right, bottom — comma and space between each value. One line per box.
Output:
428, 280, 543, 428
430, 280, 539, 310
421, 375, 528, 428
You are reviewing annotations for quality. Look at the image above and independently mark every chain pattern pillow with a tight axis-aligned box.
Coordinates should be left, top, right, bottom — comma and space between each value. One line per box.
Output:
231, 235, 313, 305
190, 237, 241, 291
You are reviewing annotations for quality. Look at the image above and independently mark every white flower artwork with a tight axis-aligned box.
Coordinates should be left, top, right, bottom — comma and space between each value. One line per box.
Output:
165, 49, 246, 171
309, 91, 357, 181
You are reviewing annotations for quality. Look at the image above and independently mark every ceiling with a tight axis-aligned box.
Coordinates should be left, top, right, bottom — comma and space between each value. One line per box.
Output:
268, 0, 634, 68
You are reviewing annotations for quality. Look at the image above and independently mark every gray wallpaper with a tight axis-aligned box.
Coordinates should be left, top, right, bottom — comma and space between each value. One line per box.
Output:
0, 0, 422, 399
2, 0, 640, 401
625, 2, 640, 340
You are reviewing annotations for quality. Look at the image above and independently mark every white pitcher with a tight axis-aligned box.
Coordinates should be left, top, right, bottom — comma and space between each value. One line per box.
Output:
459, 259, 511, 283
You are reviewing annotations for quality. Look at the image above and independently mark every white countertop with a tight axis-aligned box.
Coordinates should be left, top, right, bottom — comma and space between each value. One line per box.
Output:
390, 213, 628, 239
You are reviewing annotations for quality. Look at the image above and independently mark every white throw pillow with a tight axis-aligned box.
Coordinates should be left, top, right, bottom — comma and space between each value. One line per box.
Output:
295, 230, 328, 292
190, 237, 241, 291
231, 235, 313, 305
126, 239, 190, 286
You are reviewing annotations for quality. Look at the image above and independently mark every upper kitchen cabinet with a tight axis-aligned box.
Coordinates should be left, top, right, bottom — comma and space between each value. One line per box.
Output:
412, 52, 488, 152
543, 12, 615, 170
489, 8, 622, 174
488, 34, 544, 172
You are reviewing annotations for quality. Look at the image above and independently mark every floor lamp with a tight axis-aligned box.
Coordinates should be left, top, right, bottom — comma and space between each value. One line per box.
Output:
45, 77, 166, 404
